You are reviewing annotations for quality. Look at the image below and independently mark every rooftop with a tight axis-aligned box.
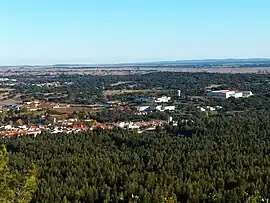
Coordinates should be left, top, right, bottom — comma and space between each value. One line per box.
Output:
210, 90, 234, 93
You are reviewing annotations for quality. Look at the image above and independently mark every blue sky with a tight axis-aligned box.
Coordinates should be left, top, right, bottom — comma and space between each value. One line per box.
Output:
1, 0, 270, 65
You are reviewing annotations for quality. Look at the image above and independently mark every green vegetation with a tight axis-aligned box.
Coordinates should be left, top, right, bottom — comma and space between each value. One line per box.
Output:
0, 72, 269, 202
9, 72, 270, 106
0, 145, 37, 203
1, 111, 270, 202
0, 109, 45, 126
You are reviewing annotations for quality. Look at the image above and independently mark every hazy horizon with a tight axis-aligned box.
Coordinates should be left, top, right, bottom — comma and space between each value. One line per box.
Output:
1, 57, 270, 67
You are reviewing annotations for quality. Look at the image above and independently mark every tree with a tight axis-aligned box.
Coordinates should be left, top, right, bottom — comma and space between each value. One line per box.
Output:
0, 145, 37, 203
155, 125, 162, 133
15, 119, 23, 127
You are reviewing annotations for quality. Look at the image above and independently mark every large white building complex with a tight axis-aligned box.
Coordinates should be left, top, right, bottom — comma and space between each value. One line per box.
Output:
207, 90, 253, 99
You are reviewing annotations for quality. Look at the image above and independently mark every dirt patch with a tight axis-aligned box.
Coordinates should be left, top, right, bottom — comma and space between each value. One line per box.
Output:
205, 84, 222, 89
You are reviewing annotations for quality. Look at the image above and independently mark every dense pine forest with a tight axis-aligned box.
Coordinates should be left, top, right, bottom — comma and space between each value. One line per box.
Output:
1, 112, 270, 202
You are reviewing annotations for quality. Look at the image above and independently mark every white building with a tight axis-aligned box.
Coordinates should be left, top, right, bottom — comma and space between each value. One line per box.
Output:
207, 90, 236, 98
164, 106, 175, 111
128, 123, 140, 129
207, 90, 252, 99
198, 106, 223, 112
4, 125, 12, 130
198, 107, 206, 112
206, 106, 216, 111
155, 96, 171, 103
118, 122, 125, 128
233, 92, 243, 98
137, 106, 150, 112
0, 78, 9, 82
216, 106, 223, 110
156, 105, 175, 112
51, 127, 63, 134
242, 91, 253, 97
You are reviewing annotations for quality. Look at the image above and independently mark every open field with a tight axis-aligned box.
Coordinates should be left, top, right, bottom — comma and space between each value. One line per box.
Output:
104, 89, 151, 96
0, 88, 15, 91
110, 81, 134, 86
164, 67, 270, 73
0, 67, 269, 76
0, 99, 21, 105
0, 88, 21, 105
50, 107, 96, 115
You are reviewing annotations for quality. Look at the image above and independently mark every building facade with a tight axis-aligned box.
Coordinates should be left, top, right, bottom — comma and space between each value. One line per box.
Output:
207, 90, 253, 99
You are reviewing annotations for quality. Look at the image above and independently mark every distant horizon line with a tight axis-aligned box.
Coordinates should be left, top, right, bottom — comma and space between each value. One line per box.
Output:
1, 57, 270, 67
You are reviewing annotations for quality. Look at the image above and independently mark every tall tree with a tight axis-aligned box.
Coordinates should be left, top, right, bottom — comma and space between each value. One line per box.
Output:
0, 145, 37, 203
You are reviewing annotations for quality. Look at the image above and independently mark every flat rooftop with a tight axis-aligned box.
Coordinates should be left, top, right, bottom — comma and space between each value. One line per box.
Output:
210, 90, 234, 93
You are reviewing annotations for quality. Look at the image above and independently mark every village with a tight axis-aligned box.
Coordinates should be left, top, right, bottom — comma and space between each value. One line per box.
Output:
0, 95, 177, 137
0, 84, 255, 138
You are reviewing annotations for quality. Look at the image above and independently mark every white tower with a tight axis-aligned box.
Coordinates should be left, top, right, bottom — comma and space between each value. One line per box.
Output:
178, 90, 181, 97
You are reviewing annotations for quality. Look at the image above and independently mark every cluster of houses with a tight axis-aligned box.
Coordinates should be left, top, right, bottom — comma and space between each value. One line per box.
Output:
24, 101, 71, 111
34, 82, 61, 88
0, 78, 17, 86
0, 93, 179, 137
136, 96, 176, 113
2, 101, 71, 112
154, 96, 171, 103
0, 117, 169, 137
117, 120, 165, 130
136, 105, 176, 112
197, 105, 223, 112
0, 125, 41, 137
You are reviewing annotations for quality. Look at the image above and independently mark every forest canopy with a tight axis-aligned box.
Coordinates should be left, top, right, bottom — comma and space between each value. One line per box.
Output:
1, 112, 269, 202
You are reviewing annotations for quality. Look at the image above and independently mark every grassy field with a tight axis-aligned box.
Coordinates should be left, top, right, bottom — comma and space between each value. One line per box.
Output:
1, 67, 269, 77
50, 107, 96, 115
0, 100, 21, 105
104, 89, 151, 96
0, 88, 13, 99
0, 88, 21, 105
